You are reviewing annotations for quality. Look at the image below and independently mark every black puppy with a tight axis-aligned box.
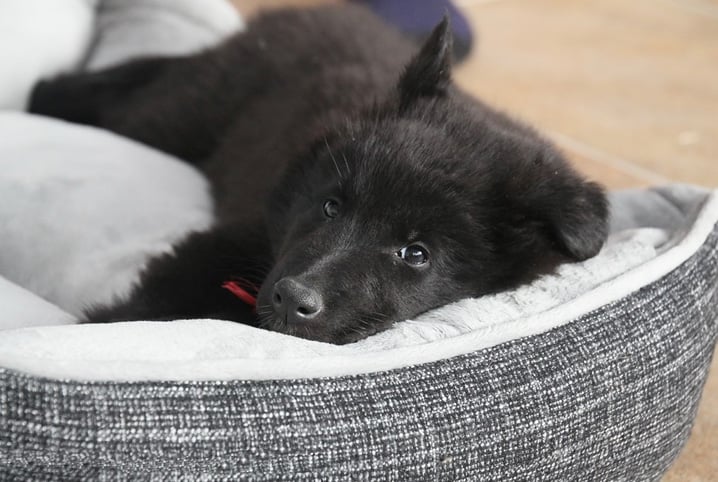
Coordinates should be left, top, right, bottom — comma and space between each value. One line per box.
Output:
30, 5, 608, 344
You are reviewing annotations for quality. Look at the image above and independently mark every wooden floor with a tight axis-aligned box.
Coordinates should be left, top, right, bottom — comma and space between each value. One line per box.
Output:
234, 1, 717, 479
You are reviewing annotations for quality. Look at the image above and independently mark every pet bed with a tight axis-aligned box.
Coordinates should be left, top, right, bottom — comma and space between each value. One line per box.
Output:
1, 163, 716, 480
1, 1, 717, 480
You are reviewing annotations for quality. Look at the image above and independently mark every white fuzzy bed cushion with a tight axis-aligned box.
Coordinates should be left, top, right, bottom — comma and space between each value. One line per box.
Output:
0, 112, 213, 321
0, 111, 714, 382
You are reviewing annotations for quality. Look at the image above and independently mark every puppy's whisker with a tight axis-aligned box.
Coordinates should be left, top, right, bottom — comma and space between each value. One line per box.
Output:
324, 136, 344, 187
237, 268, 269, 279
257, 312, 274, 329
341, 152, 351, 177
226, 265, 270, 279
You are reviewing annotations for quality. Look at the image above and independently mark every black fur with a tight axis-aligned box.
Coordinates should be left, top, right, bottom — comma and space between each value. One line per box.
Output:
29, 5, 608, 344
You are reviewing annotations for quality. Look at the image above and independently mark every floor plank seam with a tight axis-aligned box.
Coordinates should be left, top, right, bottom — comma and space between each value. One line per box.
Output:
548, 131, 672, 185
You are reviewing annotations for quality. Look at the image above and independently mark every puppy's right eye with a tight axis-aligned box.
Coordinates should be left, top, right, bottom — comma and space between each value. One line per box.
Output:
397, 244, 429, 266
323, 199, 340, 218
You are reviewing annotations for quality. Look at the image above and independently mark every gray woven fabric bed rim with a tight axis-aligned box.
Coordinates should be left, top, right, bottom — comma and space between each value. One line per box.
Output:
2, 226, 717, 481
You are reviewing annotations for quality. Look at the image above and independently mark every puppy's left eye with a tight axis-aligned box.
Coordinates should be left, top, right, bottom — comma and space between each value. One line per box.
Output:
397, 245, 429, 266
323, 199, 340, 218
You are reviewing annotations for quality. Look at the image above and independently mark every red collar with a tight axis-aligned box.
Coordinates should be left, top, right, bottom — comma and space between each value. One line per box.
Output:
222, 279, 258, 310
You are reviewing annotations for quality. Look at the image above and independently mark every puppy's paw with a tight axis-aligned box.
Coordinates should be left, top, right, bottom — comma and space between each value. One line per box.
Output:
28, 75, 102, 125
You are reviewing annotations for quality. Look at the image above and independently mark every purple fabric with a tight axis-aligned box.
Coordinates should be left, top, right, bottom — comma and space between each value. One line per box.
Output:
354, 0, 473, 47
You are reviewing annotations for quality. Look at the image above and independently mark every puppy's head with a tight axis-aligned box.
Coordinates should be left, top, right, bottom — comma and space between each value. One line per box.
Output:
257, 18, 608, 344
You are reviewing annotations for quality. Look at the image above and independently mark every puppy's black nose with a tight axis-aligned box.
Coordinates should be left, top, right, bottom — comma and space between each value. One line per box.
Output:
272, 277, 323, 323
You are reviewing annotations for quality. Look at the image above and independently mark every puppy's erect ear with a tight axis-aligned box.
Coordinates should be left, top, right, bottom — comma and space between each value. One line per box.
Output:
398, 16, 453, 109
